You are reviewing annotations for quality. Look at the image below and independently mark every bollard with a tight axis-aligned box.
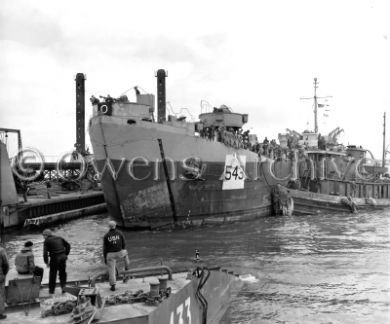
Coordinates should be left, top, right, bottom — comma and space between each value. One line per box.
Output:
149, 283, 160, 298
158, 278, 168, 291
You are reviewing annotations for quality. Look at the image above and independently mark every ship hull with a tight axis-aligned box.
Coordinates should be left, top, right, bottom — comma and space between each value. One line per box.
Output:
277, 179, 390, 215
89, 116, 290, 228
98, 170, 273, 229
149, 268, 243, 324
288, 188, 390, 215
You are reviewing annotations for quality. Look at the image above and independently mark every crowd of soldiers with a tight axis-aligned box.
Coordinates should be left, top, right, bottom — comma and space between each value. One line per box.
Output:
199, 126, 286, 160
199, 125, 345, 162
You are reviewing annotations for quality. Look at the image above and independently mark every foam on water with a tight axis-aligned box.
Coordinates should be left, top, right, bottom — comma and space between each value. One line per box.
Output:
239, 274, 259, 283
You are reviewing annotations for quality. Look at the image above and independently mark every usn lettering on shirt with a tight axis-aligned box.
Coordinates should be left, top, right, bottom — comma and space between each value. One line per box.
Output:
108, 235, 120, 243
106, 233, 123, 251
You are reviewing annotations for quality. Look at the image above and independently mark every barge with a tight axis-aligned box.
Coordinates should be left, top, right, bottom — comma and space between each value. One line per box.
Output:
4, 264, 242, 324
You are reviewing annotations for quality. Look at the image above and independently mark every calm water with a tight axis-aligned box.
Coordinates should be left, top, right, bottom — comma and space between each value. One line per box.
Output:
4, 210, 390, 324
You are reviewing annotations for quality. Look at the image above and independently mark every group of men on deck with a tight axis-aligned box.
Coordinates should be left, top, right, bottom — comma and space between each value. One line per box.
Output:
0, 220, 129, 320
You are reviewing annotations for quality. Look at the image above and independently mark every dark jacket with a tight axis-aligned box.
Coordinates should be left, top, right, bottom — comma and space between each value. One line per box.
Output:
103, 229, 126, 260
43, 235, 71, 264
15, 246, 35, 274
0, 247, 9, 282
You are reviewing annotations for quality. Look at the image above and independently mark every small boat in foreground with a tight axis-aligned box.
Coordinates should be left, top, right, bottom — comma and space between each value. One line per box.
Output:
4, 264, 242, 324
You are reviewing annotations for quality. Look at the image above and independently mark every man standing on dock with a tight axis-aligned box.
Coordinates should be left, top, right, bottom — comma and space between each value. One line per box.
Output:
0, 246, 9, 320
103, 221, 130, 291
42, 229, 71, 295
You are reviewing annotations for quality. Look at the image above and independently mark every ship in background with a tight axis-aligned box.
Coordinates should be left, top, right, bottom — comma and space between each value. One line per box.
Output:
273, 79, 390, 215
88, 69, 291, 229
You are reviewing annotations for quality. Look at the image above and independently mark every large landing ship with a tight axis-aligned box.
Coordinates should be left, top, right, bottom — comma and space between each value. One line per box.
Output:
88, 70, 290, 229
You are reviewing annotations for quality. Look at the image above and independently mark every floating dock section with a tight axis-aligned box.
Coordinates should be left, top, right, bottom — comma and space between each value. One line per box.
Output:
20, 192, 106, 227
3, 190, 106, 229
0, 142, 106, 229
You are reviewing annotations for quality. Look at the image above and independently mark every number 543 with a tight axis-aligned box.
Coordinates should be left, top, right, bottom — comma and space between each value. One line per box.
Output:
224, 165, 244, 180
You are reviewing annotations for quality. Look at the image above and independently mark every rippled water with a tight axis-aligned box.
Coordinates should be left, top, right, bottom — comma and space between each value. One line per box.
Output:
4, 210, 390, 323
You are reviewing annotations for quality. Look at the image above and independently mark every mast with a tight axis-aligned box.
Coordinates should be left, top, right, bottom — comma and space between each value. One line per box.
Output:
314, 78, 318, 133
383, 112, 386, 168
300, 78, 332, 134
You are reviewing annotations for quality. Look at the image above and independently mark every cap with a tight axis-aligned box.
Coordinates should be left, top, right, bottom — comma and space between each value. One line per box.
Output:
24, 241, 33, 247
108, 221, 116, 229
42, 229, 52, 236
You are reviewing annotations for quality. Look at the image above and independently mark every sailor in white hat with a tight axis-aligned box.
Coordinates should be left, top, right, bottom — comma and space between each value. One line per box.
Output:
103, 221, 130, 291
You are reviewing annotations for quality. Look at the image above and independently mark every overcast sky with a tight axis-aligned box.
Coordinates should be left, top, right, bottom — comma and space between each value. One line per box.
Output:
1, 0, 389, 159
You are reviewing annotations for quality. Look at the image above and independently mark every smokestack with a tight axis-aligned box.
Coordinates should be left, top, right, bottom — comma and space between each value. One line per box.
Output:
156, 69, 167, 123
75, 73, 86, 154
